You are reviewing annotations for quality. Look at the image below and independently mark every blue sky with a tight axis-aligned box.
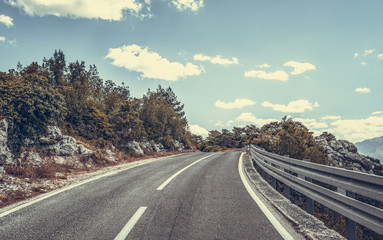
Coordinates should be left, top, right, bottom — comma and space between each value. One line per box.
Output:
1, 0, 382, 142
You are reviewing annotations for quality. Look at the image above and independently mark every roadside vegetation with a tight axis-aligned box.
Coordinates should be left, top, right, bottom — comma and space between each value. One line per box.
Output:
0, 50, 193, 157
199, 117, 327, 165
0, 50, 195, 208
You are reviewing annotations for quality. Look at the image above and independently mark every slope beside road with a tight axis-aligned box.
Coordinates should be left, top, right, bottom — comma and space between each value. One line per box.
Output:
0, 152, 298, 239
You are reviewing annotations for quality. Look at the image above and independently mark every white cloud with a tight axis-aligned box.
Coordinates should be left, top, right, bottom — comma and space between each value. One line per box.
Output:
372, 111, 383, 115
244, 70, 289, 82
214, 121, 225, 127
361, 61, 367, 66
172, 0, 204, 12
194, 53, 239, 65
294, 118, 328, 129
329, 116, 383, 142
189, 124, 209, 138
353, 53, 359, 59
0, 36, 5, 42
283, 61, 316, 75
194, 54, 210, 61
226, 120, 234, 126
214, 120, 235, 127
255, 63, 271, 68
0, 14, 14, 27
262, 99, 319, 113
105, 44, 202, 81
378, 53, 383, 59
355, 87, 371, 93
321, 115, 341, 120
363, 49, 375, 55
6, 0, 146, 20
215, 98, 256, 109
235, 113, 277, 127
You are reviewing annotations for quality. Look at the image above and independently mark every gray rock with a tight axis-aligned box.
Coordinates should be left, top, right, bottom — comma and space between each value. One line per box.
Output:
46, 126, 63, 141
329, 140, 344, 152
173, 140, 185, 152
127, 141, 144, 155
44, 136, 79, 156
153, 143, 165, 152
140, 141, 153, 153
42, 128, 93, 157
78, 144, 93, 157
0, 119, 13, 165
0, 166, 4, 179
105, 150, 115, 161
20, 150, 42, 166
315, 132, 383, 175
40, 126, 64, 145
339, 140, 358, 153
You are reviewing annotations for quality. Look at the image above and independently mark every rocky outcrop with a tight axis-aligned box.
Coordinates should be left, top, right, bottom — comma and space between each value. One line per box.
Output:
152, 142, 165, 153
126, 141, 144, 155
125, 140, 181, 155
42, 126, 93, 157
315, 132, 383, 175
172, 140, 185, 152
1, 121, 94, 167
0, 119, 13, 166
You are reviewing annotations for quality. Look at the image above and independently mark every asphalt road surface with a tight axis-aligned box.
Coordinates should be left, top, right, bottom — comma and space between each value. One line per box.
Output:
0, 152, 287, 240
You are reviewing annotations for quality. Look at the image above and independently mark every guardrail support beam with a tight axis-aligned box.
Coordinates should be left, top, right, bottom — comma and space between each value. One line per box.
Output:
283, 184, 291, 200
346, 191, 356, 240
281, 167, 291, 200
337, 188, 356, 240
271, 177, 276, 189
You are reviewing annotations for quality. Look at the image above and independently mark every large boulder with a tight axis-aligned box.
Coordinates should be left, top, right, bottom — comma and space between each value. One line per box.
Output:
43, 135, 93, 157
153, 142, 165, 152
315, 132, 383, 175
140, 141, 153, 153
339, 140, 358, 153
0, 119, 13, 165
78, 144, 93, 157
40, 126, 63, 145
44, 136, 78, 156
173, 140, 185, 152
127, 141, 144, 155
104, 150, 115, 162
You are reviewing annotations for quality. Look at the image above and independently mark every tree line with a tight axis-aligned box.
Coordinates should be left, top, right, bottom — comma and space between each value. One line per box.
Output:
199, 117, 327, 165
0, 50, 192, 156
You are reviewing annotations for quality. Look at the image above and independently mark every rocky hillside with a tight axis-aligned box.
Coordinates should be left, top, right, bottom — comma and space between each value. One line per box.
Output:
355, 136, 383, 161
315, 132, 383, 176
0, 118, 185, 171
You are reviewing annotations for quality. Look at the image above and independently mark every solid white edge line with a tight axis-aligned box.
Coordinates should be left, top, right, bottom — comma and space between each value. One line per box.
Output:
238, 153, 294, 240
157, 153, 218, 190
114, 206, 147, 240
0, 154, 182, 219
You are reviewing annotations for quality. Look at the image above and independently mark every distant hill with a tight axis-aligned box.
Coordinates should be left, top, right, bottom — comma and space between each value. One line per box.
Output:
355, 136, 383, 161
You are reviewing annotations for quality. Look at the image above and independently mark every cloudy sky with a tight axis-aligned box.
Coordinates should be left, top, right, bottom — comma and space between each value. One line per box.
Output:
1, 0, 382, 142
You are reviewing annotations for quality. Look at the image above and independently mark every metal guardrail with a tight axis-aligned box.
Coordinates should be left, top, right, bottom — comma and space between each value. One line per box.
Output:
248, 145, 383, 240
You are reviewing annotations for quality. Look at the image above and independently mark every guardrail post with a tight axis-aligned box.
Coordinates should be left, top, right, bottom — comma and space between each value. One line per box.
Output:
281, 167, 291, 200
298, 159, 314, 215
271, 176, 277, 189
337, 188, 356, 240
346, 191, 356, 240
